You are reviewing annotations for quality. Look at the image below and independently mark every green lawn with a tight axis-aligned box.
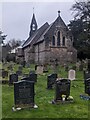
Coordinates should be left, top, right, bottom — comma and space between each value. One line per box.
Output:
1, 63, 89, 119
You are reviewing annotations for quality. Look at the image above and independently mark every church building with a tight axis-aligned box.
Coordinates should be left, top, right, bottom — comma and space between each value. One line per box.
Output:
22, 11, 77, 65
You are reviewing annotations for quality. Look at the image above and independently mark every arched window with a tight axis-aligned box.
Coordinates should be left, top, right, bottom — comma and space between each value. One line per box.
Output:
62, 36, 65, 46
52, 36, 55, 46
57, 31, 60, 46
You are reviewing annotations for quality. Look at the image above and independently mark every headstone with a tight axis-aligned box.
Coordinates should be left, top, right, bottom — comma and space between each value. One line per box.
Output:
84, 71, 90, 83
14, 80, 35, 108
29, 73, 37, 82
68, 69, 76, 80
88, 59, 90, 71
16, 70, 22, 76
36, 65, 43, 74
47, 73, 57, 89
55, 79, 71, 102
21, 73, 37, 83
9, 74, 18, 85
85, 78, 90, 96
2, 70, 8, 78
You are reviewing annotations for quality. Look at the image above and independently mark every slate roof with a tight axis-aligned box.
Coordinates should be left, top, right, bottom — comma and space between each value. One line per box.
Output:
22, 22, 49, 48
22, 15, 69, 48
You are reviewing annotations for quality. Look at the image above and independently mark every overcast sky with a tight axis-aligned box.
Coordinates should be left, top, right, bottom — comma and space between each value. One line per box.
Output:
1, 0, 75, 43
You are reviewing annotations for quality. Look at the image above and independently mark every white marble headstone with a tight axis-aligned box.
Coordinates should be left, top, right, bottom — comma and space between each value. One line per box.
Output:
68, 69, 76, 80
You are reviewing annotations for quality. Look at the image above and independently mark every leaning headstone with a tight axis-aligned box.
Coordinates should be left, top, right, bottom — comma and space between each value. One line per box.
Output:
47, 73, 57, 89
68, 69, 76, 80
53, 79, 71, 103
9, 74, 18, 85
36, 65, 43, 74
13, 80, 36, 109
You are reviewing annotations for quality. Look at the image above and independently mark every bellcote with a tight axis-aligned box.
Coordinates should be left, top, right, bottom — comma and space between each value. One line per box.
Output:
29, 13, 38, 37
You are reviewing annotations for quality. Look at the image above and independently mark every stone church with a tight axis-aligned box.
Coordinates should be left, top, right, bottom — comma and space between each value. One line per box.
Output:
22, 11, 77, 65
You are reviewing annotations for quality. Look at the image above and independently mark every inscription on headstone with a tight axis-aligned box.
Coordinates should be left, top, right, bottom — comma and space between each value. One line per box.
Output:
14, 80, 35, 108
55, 79, 71, 101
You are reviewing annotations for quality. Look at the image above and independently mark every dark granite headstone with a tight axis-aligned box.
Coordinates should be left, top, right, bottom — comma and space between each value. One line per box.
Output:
2, 70, 8, 78
16, 70, 22, 76
88, 59, 90, 71
55, 79, 71, 101
83, 71, 90, 83
47, 73, 57, 89
85, 78, 90, 96
14, 80, 35, 108
21, 73, 37, 83
9, 74, 18, 85
29, 73, 37, 82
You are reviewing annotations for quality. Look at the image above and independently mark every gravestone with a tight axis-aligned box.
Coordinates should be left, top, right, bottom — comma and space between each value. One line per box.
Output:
36, 65, 43, 74
2, 70, 8, 78
14, 80, 35, 108
21, 73, 37, 83
9, 74, 18, 85
68, 69, 76, 80
16, 70, 22, 76
88, 59, 90, 71
47, 73, 57, 89
85, 78, 90, 96
83, 71, 90, 83
54, 79, 71, 102
29, 73, 37, 82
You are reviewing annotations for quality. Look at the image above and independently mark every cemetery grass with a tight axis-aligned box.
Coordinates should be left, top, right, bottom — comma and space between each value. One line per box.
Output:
2, 63, 89, 119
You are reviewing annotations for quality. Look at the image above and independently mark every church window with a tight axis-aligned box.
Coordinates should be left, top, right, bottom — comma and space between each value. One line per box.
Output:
57, 31, 60, 46
62, 36, 65, 46
52, 36, 55, 46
